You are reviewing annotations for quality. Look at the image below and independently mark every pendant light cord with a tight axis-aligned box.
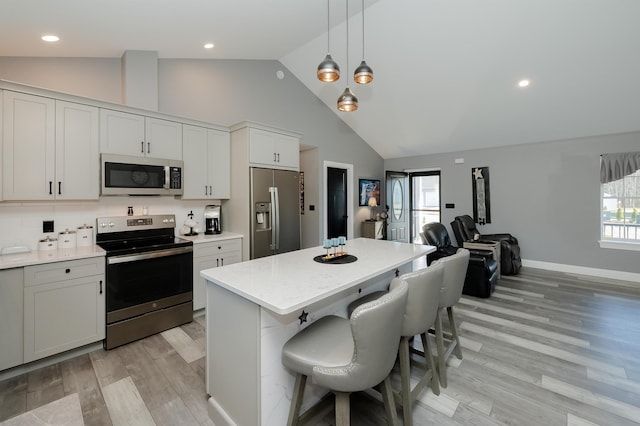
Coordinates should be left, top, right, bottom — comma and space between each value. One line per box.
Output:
327, 0, 331, 53
345, 0, 349, 77
361, 0, 365, 60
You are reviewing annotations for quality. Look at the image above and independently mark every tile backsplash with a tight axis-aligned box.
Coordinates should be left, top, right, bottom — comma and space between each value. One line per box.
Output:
0, 197, 220, 251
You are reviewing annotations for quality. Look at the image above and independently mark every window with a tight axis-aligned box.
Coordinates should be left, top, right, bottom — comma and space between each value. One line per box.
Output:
600, 152, 640, 250
409, 171, 440, 244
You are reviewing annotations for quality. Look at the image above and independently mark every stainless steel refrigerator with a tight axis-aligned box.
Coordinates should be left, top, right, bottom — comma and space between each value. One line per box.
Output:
250, 167, 301, 259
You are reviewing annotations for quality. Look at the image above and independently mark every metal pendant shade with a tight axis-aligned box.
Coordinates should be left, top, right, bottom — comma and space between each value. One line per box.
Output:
318, 0, 340, 83
317, 54, 340, 82
337, 87, 358, 112
337, 0, 358, 112
354, 0, 373, 84
354, 60, 373, 84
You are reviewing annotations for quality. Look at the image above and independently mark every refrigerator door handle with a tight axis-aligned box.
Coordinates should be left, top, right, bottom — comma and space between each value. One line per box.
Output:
269, 187, 278, 250
273, 187, 280, 250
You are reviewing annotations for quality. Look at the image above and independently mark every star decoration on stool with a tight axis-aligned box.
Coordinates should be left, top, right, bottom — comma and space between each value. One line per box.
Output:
298, 310, 308, 325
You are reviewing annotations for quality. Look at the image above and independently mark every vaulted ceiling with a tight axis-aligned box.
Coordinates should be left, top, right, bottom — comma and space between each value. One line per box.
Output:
2, 0, 639, 159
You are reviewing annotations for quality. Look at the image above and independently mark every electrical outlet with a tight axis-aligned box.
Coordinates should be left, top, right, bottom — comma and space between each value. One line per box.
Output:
43, 220, 54, 233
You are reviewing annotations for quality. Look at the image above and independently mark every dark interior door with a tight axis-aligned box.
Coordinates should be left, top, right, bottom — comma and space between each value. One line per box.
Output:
327, 167, 347, 238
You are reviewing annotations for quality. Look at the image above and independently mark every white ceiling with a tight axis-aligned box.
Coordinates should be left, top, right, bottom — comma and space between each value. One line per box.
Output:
2, 0, 639, 159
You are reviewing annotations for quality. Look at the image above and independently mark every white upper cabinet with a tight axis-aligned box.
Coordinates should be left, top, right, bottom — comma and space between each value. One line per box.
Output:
248, 127, 300, 170
100, 109, 183, 160
55, 100, 100, 199
145, 117, 183, 160
182, 124, 230, 199
2, 91, 55, 200
2, 92, 99, 201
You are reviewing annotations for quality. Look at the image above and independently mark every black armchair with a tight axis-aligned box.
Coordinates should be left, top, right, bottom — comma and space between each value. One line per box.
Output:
450, 215, 522, 275
421, 222, 498, 297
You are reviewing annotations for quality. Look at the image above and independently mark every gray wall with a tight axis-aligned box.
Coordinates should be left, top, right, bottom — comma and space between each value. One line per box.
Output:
0, 56, 384, 243
385, 131, 640, 275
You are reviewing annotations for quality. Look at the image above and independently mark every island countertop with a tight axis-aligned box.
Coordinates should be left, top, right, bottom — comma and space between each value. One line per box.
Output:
201, 238, 434, 315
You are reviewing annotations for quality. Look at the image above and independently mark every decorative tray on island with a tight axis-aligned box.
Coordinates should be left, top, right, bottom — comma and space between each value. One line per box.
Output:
314, 237, 357, 264
313, 251, 358, 264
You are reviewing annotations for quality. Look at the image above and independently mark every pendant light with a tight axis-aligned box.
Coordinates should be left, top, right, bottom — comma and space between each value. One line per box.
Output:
354, 0, 373, 84
317, 0, 340, 82
337, 0, 358, 112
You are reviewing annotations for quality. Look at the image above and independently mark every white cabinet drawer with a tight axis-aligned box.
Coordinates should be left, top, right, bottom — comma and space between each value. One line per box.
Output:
24, 257, 105, 286
194, 239, 242, 258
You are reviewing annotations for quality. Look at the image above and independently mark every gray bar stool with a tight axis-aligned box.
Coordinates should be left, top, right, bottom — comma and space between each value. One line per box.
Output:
431, 248, 470, 388
281, 281, 408, 426
346, 264, 444, 426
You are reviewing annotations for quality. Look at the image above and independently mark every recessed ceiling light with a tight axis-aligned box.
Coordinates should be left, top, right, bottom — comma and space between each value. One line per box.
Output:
204, 43, 214, 49
41, 35, 59, 42
518, 79, 530, 88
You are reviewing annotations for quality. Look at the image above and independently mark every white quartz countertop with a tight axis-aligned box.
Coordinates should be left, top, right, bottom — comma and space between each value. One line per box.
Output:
0, 245, 106, 270
201, 238, 435, 315
179, 231, 243, 244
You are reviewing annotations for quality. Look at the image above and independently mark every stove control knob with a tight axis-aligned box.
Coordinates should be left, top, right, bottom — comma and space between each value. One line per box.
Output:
162, 218, 169, 223
109, 222, 115, 228
99, 222, 106, 228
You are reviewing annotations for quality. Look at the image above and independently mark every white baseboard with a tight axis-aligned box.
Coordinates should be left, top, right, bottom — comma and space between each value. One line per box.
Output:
522, 259, 640, 285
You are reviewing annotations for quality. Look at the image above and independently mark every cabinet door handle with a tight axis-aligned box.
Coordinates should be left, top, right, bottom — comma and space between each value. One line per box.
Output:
141, 141, 144, 153
209, 185, 212, 196
49, 181, 53, 195
58, 181, 62, 195
99, 280, 103, 294
273, 152, 277, 162
216, 258, 219, 267
147, 142, 151, 154
220, 258, 224, 266
277, 153, 280, 162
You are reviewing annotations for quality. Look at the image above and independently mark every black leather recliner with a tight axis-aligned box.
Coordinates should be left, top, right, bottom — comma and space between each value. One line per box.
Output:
450, 215, 522, 275
421, 222, 498, 298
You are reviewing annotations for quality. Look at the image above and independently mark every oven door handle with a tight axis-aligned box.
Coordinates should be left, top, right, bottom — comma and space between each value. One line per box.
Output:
107, 246, 193, 264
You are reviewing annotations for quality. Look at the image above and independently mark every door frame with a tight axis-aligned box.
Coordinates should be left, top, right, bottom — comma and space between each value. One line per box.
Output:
323, 161, 354, 240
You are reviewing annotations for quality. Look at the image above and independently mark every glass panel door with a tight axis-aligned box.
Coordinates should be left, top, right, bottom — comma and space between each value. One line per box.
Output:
410, 172, 441, 243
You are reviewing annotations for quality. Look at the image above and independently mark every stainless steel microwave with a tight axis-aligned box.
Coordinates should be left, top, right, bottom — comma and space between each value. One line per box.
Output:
101, 153, 184, 196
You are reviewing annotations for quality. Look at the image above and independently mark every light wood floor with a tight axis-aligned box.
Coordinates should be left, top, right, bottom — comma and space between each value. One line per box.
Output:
1, 267, 639, 425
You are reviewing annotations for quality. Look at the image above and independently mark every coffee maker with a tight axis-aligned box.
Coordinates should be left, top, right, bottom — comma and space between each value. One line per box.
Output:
204, 205, 222, 235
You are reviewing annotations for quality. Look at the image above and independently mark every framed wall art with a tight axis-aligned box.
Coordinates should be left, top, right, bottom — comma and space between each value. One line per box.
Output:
358, 179, 380, 206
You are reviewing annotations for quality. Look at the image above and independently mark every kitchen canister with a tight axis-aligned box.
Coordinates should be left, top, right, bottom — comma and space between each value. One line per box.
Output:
58, 229, 77, 249
76, 224, 94, 247
38, 236, 58, 251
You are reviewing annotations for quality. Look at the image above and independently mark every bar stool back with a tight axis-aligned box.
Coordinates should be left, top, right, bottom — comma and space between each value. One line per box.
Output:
281, 280, 408, 426
346, 264, 444, 426
431, 248, 470, 387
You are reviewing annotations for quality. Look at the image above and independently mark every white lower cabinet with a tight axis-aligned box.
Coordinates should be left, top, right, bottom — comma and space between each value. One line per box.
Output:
23, 258, 105, 363
193, 238, 241, 310
0, 268, 24, 371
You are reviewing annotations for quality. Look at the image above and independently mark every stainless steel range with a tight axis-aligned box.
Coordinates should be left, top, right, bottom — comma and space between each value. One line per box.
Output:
96, 214, 193, 350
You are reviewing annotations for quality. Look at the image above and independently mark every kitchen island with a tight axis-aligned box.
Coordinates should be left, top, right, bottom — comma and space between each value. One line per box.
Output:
201, 238, 434, 426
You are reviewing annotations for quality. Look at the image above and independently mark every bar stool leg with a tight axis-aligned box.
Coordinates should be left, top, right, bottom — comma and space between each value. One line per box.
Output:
335, 392, 350, 426
379, 376, 399, 426
287, 373, 306, 426
398, 336, 413, 426
420, 332, 440, 395
435, 310, 448, 388
447, 307, 463, 359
